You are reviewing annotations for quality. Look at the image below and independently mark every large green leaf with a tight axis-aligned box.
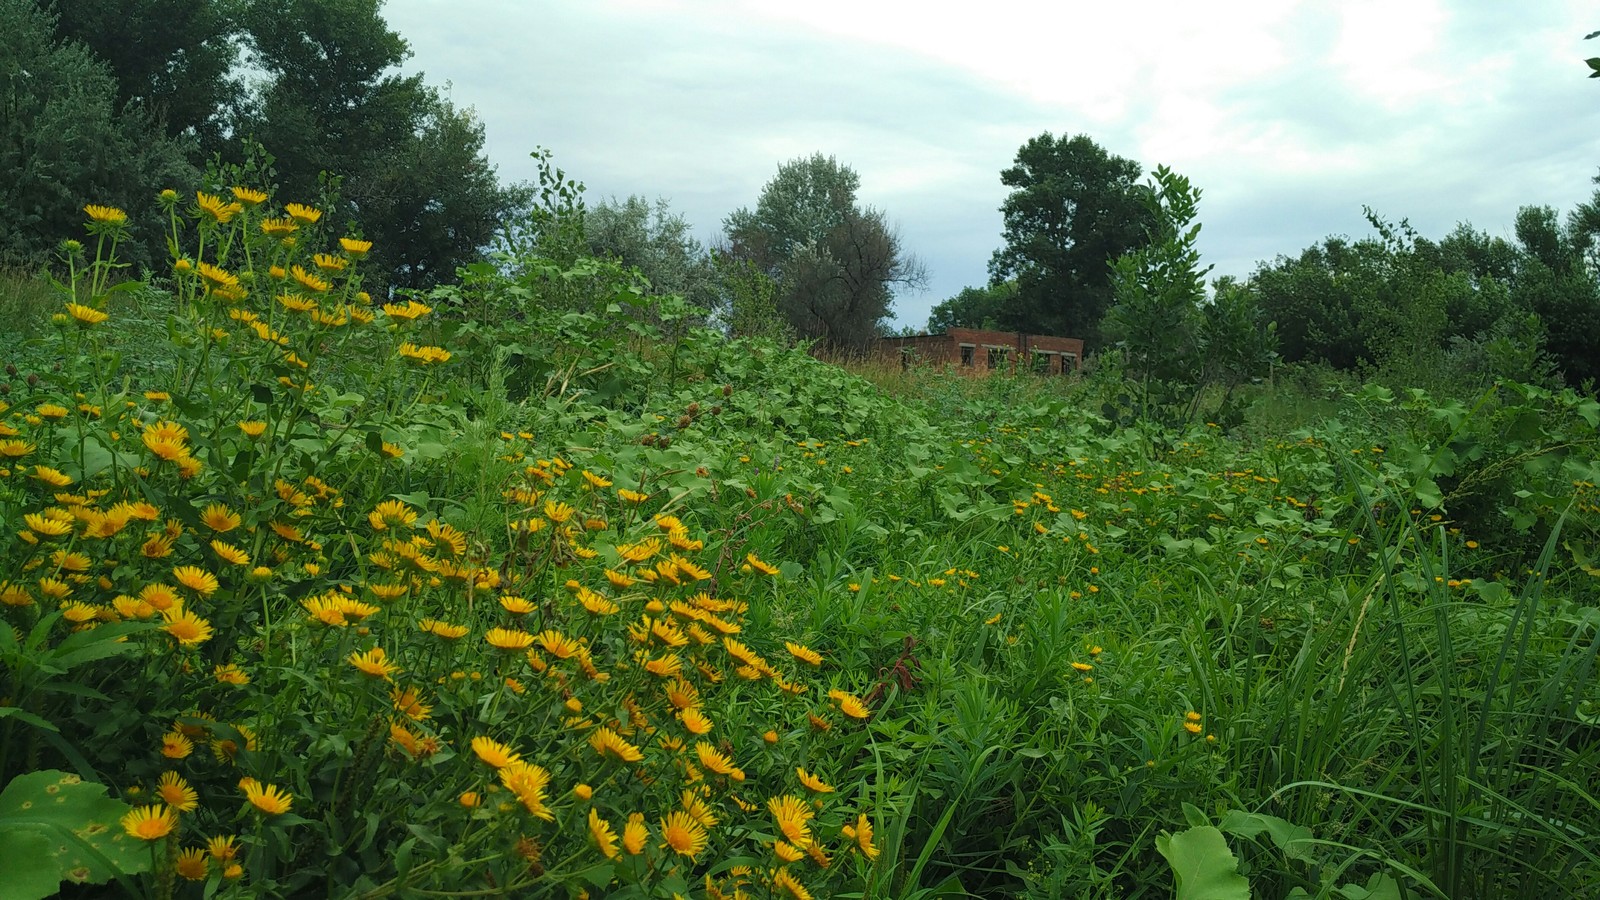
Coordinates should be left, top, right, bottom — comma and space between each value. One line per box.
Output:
1155, 825, 1250, 900
0, 770, 150, 900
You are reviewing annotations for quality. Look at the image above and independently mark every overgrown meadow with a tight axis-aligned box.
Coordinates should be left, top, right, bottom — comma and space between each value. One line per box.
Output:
2, 185, 1599, 900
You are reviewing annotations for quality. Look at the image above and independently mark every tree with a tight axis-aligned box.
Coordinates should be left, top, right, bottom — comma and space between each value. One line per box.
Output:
926, 281, 1017, 332
2, 0, 195, 265
724, 154, 925, 350
586, 196, 718, 310
1512, 204, 1600, 385
988, 133, 1154, 346
46, 0, 244, 153
235, 0, 520, 289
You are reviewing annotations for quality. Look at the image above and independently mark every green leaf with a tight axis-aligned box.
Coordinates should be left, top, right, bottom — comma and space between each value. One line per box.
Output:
1155, 825, 1251, 900
1413, 477, 1442, 508
0, 770, 150, 897
1217, 810, 1314, 862
0, 708, 59, 733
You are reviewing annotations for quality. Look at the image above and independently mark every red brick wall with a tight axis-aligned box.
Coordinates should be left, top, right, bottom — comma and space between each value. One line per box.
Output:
874, 329, 1084, 374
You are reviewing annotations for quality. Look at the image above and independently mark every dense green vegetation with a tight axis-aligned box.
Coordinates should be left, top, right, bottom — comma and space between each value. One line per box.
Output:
1, 170, 1598, 898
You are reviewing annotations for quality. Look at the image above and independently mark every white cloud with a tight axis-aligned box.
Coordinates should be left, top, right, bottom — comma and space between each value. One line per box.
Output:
383, 0, 1600, 329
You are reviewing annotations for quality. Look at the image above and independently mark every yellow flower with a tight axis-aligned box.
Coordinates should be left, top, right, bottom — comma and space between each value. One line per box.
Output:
622, 813, 649, 855
196, 192, 242, 224
367, 499, 419, 530
163, 608, 213, 646
390, 685, 432, 721
746, 552, 780, 576
289, 264, 328, 293
499, 760, 555, 820
458, 791, 481, 808
660, 809, 708, 859
214, 663, 250, 686
242, 780, 293, 815
285, 203, 322, 224
161, 731, 193, 759
260, 217, 298, 237
313, 252, 348, 271
207, 835, 239, 861
535, 629, 581, 658
772, 866, 813, 900
211, 540, 250, 566
0, 439, 34, 458
795, 767, 834, 794
33, 466, 74, 487
784, 641, 822, 666
590, 727, 644, 763
829, 689, 870, 720
65, 302, 108, 326
349, 646, 402, 679
842, 812, 879, 859
485, 627, 534, 651
157, 771, 199, 812
767, 794, 813, 846
340, 236, 373, 257
774, 839, 806, 862
617, 488, 649, 504
84, 204, 128, 225
173, 565, 219, 597
121, 805, 178, 840
381, 300, 432, 321
231, 186, 268, 206
397, 342, 451, 365
419, 618, 469, 640
36, 403, 69, 419
680, 707, 713, 735
589, 808, 619, 858
470, 736, 521, 769
174, 848, 209, 881
695, 741, 743, 780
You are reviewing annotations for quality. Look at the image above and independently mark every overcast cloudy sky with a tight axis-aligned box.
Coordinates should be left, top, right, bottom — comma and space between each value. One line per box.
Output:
384, 0, 1599, 329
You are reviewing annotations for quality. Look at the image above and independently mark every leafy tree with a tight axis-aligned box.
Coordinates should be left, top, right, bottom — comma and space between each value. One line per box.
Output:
1512, 204, 1600, 385
724, 153, 925, 351
926, 281, 1017, 332
45, 0, 244, 152
988, 133, 1154, 346
2, 0, 195, 265
586, 195, 718, 310
235, 0, 519, 289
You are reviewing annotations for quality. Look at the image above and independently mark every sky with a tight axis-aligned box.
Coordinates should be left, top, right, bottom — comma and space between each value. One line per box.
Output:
383, 0, 1600, 330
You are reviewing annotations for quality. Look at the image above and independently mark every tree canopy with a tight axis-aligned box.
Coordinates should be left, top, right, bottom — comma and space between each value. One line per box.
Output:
988, 133, 1155, 346
724, 154, 924, 350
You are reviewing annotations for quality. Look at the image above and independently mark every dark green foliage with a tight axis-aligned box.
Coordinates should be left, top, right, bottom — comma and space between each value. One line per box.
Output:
45, 0, 244, 152
926, 281, 1017, 332
1, 0, 196, 267
586, 195, 719, 310
988, 132, 1155, 346
724, 153, 924, 350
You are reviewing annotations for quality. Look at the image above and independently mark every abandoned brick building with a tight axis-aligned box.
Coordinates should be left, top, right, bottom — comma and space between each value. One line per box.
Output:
872, 328, 1084, 375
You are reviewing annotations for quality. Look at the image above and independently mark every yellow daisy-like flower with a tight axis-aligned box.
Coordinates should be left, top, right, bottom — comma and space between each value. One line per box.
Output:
485, 627, 534, 651
622, 813, 649, 855
829, 689, 871, 719
390, 685, 432, 721
260, 217, 297, 237
196, 192, 242, 224
214, 663, 250, 686
284, 203, 322, 224
242, 779, 293, 815
397, 342, 451, 365
313, 252, 348, 272
238, 420, 268, 438
277, 293, 318, 313
535, 629, 581, 658
157, 771, 199, 812
680, 707, 713, 735
65, 303, 108, 326
843, 812, 879, 859
163, 608, 213, 646
784, 641, 823, 666
0, 439, 35, 458
33, 466, 74, 487
498, 594, 536, 615
746, 552, 780, 576
340, 236, 373, 257
589, 808, 619, 859
200, 503, 241, 532
695, 741, 744, 781
139, 583, 180, 612
121, 804, 178, 840
499, 760, 555, 820
470, 736, 521, 769
774, 839, 806, 862
290, 265, 329, 293
381, 300, 432, 321
660, 809, 708, 860
349, 646, 402, 679
772, 866, 813, 900
617, 488, 649, 504
36, 403, 69, 419
174, 847, 209, 881
231, 186, 267, 206
173, 565, 219, 597
589, 727, 644, 763
367, 499, 418, 530
85, 204, 128, 225
419, 618, 469, 640
161, 731, 194, 759
767, 794, 813, 847
211, 540, 250, 566
795, 767, 835, 794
